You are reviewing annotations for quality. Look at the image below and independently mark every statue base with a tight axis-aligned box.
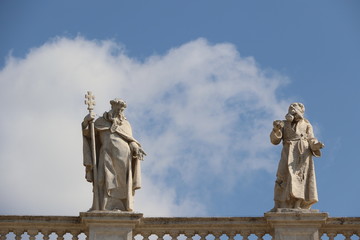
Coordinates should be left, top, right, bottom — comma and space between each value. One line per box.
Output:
264, 211, 328, 240
80, 211, 143, 240
271, 208, 320, 213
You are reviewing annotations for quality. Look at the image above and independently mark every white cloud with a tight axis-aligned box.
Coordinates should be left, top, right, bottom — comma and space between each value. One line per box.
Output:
0, 37, 289, 216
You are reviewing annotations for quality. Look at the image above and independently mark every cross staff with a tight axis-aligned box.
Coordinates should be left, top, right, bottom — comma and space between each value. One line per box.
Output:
84, 91, 100, 210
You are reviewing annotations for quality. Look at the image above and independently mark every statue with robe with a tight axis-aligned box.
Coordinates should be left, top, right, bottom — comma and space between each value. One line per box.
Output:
270, 103, 324, 211
82, 95, 145, 211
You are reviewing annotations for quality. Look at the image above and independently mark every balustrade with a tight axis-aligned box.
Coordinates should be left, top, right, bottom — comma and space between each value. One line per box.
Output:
320, 217, 360, 239
0, 214, 359, 240
133, 217, 273, 240
0, 216, 86, 240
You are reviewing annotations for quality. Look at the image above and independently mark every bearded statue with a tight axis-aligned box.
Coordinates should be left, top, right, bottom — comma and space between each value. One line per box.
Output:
82, 98, 145, 211
270, 103, 324, 211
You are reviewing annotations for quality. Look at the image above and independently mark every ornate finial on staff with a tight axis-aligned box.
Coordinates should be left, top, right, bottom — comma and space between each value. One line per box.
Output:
84, 91, 99, 210
85, 91, 96, 111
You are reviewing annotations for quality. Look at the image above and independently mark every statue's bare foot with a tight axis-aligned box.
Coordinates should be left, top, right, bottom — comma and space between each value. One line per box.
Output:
294, 199, 302, 209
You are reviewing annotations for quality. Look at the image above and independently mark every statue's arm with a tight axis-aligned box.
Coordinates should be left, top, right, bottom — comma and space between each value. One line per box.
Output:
306, 121, 315, 139
125, 122, 146, 160
307, 123, 325, 155
270, 120, 284, 145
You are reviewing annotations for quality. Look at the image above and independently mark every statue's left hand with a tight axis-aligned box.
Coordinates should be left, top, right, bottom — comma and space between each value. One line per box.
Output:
130, 142, 139, 154
130, 141, 141, 155
130, 142, 146, 160
309, 139, 325, 150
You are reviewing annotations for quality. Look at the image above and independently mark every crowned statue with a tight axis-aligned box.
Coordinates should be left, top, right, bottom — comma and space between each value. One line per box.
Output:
82, 92, 146, 211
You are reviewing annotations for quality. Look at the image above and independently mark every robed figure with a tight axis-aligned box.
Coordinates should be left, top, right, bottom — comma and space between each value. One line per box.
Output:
82, 98, 145, 211
270, 103, 324, 211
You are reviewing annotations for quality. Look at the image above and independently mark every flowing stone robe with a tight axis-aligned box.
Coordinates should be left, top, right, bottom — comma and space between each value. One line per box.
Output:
270, 118, 321, 209
82, 112, 141, 211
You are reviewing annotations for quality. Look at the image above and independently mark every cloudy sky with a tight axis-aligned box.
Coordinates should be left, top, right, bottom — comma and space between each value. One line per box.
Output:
0, 1, 359, 218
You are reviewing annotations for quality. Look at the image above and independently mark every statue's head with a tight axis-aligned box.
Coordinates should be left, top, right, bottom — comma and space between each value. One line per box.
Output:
286, 102, 305, 122
110, 98, 127, 115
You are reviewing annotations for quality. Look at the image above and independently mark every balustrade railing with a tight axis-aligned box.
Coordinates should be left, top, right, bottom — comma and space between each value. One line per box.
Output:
0, 214, 359, 240
320, 217, 360, 240
133, 217, 273, 240
0, 216, 86, 240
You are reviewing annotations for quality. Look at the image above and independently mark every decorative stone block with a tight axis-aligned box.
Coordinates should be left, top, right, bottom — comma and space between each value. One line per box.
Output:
80, 211, 143, 240
265, 210, 328, 240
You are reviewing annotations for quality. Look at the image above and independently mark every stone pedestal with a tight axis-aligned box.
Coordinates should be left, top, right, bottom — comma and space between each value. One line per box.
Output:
80, 212, 143, 240
265, 210, 328, 240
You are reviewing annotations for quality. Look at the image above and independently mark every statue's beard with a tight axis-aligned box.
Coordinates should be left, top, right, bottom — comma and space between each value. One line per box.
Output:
286, 111, 303, 122
108, 110, 125, 125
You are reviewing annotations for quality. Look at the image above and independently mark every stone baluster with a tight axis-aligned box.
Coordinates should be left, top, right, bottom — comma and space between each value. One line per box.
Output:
197, 231, 208, 240
27, 229, 39, 240
156, 231, 166, 240
70, 230, 82, 240
227, 231, 236, 240
69, 231, 76, 240
212, 231, 222, 240
326, 232, 337, 240
342, 231, 353, 240
56, 230, 66, 240
14, 230, 24, 240
240, 231, 250, 240
0, 231, 7, 240
168, 230, 179, 240
40, 230, 51, 240
254, 231, 265, 240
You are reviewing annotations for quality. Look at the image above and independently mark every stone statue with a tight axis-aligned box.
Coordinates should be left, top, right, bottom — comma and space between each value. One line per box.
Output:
82, 92, 146, 211
270, 103, 324, 211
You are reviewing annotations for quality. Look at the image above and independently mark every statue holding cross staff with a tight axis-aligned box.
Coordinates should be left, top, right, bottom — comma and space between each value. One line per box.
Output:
82, 92, 146, 211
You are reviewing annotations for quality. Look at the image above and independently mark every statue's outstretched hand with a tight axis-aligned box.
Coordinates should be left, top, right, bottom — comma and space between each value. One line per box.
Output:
314, 141, 325, 149
309, 139, 325, 151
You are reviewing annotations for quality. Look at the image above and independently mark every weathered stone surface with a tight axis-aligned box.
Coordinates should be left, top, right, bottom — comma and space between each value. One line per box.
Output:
273, 208, 319, 213
83, 93, 146, 212
80, 212, 143, 240
1, 214, 360, 240
270, 103, 324, 211
265, 211, 328, 240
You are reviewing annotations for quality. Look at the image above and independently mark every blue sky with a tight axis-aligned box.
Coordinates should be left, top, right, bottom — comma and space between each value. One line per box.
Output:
0, 1, 359, 217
